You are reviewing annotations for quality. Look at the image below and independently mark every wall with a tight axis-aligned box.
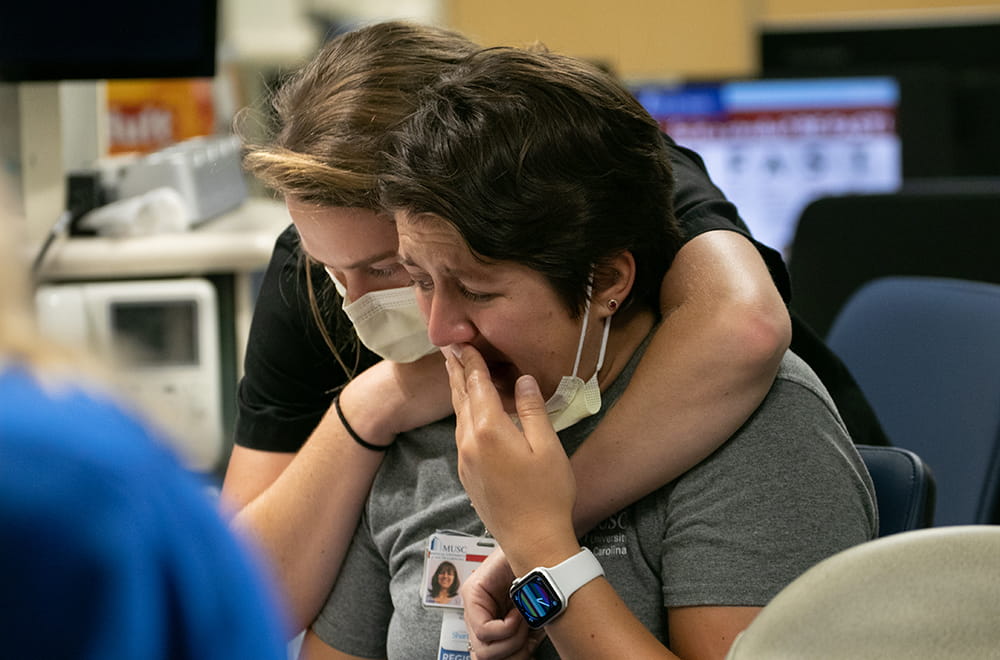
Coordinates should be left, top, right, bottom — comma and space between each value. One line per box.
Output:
444, 0, 759, 80
443, 0, 1000, 80
764, 0, 1000, 22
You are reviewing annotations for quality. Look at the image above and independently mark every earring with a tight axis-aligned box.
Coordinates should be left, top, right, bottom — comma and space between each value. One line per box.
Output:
607, 299, 619, 312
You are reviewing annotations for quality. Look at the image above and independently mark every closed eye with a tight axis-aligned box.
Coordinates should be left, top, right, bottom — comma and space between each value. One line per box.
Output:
366, 262, 404, 279
459, 284, 497, 303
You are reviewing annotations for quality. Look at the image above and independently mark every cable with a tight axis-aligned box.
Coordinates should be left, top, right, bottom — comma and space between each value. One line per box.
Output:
31, 210, 73, 277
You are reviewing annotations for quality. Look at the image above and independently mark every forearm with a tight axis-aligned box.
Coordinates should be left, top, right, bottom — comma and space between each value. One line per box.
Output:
229, 403, 387, 631
226, 354, 452, 631
569, 231, 790, 533
502, 541, 676, 660
547, 581, 677, 660
503, 538, 756, 660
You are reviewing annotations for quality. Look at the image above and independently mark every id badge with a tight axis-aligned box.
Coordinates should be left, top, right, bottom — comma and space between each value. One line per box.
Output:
437, 610, 471, 660
422, 531, 496, 609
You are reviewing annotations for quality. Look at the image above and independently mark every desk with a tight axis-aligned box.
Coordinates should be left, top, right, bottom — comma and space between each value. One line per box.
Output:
37, 197, 290, 279
35, 197, 292, 374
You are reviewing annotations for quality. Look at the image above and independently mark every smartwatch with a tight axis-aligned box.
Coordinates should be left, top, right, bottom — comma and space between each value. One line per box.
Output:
509, 547, 605, 629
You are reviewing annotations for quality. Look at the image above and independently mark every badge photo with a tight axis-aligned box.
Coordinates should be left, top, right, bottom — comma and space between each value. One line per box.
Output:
422, 531, 496, 609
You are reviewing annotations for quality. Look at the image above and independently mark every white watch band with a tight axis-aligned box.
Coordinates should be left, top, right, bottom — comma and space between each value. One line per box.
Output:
540, 547, 605, 600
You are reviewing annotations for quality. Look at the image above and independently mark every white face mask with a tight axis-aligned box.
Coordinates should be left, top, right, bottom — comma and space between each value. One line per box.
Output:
513, 295, 612, 433
325, 268, 438, 363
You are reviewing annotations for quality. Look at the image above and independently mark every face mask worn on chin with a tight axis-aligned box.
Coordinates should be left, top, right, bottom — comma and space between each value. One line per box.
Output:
512, 295, 612, 433
325, 268, 438, 363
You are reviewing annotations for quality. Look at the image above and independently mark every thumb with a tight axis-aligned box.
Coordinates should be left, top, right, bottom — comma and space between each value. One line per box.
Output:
515, 375, 554, 445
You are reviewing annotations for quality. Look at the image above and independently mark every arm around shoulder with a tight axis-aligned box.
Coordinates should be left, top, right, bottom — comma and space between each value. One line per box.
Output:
569, 229, 790, 532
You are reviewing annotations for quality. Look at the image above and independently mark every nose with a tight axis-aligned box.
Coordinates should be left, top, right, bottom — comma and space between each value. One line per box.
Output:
343, 274, 371, 302
423, 289, 477, 347
341, 272, 385, 302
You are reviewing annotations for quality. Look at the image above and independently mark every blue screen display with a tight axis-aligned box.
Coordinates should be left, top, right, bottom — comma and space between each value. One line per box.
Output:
512, 573, 564, 628
633, 77, 902, 258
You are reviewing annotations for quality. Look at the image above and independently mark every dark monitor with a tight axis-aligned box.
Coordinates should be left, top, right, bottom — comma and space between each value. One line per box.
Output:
633, 76, 903, 256
0, 0, 218, 82
760, 19, 1000, 178
788, 180, 1000, 338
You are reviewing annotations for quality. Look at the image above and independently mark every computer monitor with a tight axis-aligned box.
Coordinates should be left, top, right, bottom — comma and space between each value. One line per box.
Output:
760, 18, 1000, 179
633, 76, 902, 256
1, 0, 219, 244
0, 0, 218, 82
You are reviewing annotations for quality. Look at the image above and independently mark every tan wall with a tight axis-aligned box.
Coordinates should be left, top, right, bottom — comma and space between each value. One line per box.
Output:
443, 0, 759, 79
443, 0, 1000, 80
764, 0, 1000, 23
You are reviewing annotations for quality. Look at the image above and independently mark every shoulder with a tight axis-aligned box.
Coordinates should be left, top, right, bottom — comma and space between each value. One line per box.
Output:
656, 353, 876, 606
273, 222, 301, 260
767, 350, 845, 426
676, 350, 875, 520
711, 351, 852, 463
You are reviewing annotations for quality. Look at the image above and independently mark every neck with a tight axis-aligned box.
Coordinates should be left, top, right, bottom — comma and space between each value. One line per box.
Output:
596, 305, 655, 392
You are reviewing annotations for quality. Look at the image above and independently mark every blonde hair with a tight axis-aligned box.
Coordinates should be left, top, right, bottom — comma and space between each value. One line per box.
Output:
237, 21, 477, 376
240, 20, 477, 208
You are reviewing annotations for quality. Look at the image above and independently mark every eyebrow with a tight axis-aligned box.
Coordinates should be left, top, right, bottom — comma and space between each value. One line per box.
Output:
304, 246, 399, 271
343, 250, 400, 270
400, 254, 492, 287
399, 254, 457, 276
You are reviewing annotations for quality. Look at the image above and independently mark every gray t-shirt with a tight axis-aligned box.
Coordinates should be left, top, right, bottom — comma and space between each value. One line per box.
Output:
312, 347, 876, 659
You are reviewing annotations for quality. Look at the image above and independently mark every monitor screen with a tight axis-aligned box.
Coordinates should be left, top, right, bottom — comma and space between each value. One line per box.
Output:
0, 0, 218, 82
760, 20, 1000, 179
111, 300, 200, 367
633, 76, 902, 256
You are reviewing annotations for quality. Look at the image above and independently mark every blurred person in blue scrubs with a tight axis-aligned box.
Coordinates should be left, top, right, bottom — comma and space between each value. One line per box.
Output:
0, 177, 288, 659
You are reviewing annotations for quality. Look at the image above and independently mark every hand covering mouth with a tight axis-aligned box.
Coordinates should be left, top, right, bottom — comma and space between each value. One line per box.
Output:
480, 356, 520, 399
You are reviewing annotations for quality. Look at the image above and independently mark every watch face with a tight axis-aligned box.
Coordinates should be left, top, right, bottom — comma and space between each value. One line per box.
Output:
511, 572, 564, 629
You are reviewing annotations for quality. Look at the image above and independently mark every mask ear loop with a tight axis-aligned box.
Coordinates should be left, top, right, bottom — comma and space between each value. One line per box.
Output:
569, 281, 613, 379
593, 314, 611, 375
569, 297, 591, 378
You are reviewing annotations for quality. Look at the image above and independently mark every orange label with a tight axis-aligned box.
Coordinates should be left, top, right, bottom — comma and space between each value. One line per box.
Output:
107, 78, 215, 154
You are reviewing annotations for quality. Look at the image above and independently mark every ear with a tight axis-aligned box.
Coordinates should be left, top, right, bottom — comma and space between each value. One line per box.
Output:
593, 251, 636, 318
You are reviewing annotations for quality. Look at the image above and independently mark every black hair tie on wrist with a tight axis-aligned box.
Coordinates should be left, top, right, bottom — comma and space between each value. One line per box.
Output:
334, 395, 392, 452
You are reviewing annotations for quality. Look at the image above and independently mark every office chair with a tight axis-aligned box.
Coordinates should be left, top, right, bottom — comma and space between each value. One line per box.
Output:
826, 276, 1000, 526
725, 525, 1000, 660
788, 182, 1000, 338
856, 445, 934, 537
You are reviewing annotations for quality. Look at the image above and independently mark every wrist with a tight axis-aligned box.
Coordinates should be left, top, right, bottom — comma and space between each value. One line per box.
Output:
504, 530, 581, 578
337, 383, 397, 448
509, 547, 605, 629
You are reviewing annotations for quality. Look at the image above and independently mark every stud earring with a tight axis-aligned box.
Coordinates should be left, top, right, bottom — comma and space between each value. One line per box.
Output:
607, 299, 619, 312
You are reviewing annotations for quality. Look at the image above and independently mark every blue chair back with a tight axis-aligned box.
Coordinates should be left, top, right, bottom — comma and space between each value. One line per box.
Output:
827, 276, 1000, 526
857, 445, 934, 536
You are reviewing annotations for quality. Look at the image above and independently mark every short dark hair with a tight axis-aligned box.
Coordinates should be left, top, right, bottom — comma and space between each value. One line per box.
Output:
379, 46, 683, 316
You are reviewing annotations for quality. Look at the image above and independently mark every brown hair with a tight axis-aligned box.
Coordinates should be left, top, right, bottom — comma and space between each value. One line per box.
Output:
380, 46, 682, 317
237, 21, 477, 375
241, 20, 477, 209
